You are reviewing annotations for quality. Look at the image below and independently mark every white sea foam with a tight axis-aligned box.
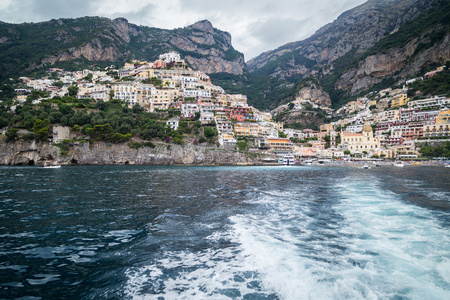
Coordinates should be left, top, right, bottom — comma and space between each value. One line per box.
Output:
332, 176, 450, 299
124, 174, 450, 299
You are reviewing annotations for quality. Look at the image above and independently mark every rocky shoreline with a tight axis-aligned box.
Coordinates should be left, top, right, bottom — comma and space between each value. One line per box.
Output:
0, 140, 264, 166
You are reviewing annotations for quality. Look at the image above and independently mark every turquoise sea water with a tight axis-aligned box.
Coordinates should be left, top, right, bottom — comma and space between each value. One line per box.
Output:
0, 165, 449, 299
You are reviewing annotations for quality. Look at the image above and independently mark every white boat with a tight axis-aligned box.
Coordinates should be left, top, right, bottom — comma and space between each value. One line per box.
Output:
44, 162, 61, 169
304, 159, 313, 166
394, 161, 404, 168
362, 164, 370, 169
283, 155, 295, 166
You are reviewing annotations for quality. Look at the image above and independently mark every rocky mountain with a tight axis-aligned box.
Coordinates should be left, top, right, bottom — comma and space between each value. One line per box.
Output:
246, 0, 449, 108
0, 0, 448, 111
0, 17, 245, 82
248, 0, 434, 72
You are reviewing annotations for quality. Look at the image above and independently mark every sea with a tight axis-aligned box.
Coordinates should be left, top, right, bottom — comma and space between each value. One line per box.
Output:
0, 165, 449, 299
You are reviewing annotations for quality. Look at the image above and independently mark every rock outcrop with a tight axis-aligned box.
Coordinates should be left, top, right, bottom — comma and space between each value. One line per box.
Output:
0, 141, 262, 166
296, 83, 332, 106
336, 32, 450, 95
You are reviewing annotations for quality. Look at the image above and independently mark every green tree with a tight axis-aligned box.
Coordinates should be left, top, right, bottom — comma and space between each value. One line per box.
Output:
52, 81, 64, 88
236, 140, 248, 151
33, 118, 50, 141
278, 131, 287, 138
68, 85, 79, 97
204, 126, 218, 137
83, 73, 93, 82
420, 145, 434, 157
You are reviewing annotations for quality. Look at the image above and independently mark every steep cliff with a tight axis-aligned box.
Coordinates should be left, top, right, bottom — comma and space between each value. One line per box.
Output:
0, 18, 246, 82
335, 21, 450, 95
0, 140, 261, 166
295, 82, 332, 106
248, 0, 434, 73
245, 0, 448, 108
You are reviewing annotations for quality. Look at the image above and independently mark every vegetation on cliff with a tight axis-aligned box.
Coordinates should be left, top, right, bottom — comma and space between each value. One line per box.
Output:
407, 62, 450, 98
0, 95, 215, 147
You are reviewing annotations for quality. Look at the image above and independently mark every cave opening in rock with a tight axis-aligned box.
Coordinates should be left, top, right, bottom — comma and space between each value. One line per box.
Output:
27, 160, 35, 166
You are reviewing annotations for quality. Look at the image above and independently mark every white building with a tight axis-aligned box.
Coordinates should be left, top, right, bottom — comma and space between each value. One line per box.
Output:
183, 88, 211, 98
166, 117, 180, 131
181, 102, 199, 118
408, 96, 449, 110
159, 52, 181, 63
199, 103, 214, 124
346, 125, 363, 133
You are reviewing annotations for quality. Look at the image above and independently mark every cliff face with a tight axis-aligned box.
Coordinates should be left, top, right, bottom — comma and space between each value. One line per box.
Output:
0, 18, 246, 81
245, 0, 448, 108
0, 140, 260, 166
296, 83, 332, 106
274, 109, 327, 131
336, 32, 450, 95
247, 0, 433, 73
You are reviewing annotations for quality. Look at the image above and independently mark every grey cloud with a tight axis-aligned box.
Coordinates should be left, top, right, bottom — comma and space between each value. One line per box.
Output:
0, 0, 94, 23
106, 3, 156, 26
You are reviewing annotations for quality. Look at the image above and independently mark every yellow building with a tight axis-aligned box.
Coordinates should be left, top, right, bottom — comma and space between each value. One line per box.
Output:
150, 88, 180, 111
136, 68, 155, 79
135, 85, 154, 109
16, 95, 27, 102
423, 123, 450, 138
320, 123, 334, 133
391, 94, 409, 108
234, 122, 260, 137
267, 138, 294, 155
341, 124, 381, 153
436, 109, 450, 124
422, 109, 450, 137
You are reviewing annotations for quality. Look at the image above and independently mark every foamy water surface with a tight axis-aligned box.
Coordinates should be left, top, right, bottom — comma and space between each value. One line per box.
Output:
0, 165, 449, 299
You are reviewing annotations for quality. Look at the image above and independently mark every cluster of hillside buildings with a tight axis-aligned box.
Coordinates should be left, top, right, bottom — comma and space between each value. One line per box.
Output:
310, 74, 449, 159
14, 54, 449, 160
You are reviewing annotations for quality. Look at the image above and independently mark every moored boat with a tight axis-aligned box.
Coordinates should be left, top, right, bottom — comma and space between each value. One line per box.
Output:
394, 161, 404, 168
43, 162, 61, 169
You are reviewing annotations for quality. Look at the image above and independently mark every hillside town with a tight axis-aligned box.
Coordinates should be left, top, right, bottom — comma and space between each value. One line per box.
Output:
8, 52, 450, 162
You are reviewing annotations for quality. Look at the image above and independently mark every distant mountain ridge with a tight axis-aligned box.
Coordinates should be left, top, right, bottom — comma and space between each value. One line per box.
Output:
0, 0, 449, 111
248, 0, 434, 73
246, 0, 450, 108
0, 17, 246, 82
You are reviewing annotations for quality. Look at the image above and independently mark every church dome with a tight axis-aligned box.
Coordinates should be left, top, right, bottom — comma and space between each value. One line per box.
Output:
362, 124, 372, 132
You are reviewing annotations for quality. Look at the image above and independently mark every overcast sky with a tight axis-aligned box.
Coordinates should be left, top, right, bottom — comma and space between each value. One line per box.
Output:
0, 0, 367, 60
